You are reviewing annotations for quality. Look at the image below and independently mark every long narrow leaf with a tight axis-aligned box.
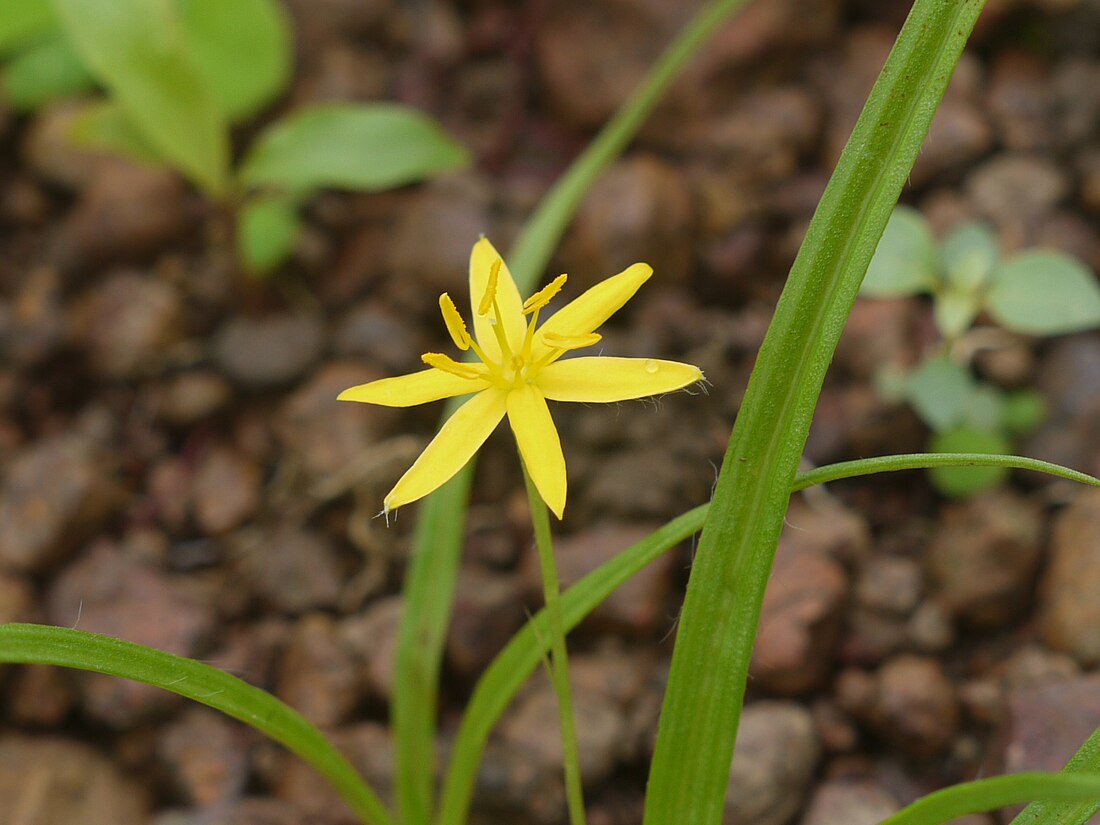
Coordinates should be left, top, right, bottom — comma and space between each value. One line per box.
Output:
394, 1, 753, 822
1013, 727, 1100, 825
643, 3, 986, 823
0, 624, 394, 825
51, 0, 229, 196
882, 774, 1100, 825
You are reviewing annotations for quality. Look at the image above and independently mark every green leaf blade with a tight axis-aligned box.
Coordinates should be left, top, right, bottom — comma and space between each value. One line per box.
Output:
178, 0, 292, 122
0, 0, 56, 54
883, 774, 1100, 825
928, 427, 1012, 497
905, 356, 976, 433
861, 206, 939, 297
238, 194, 301, 274
2, 34, 93, 110
51, 0, 230, 196
239, 103, 470, 194
0, 623, 395, 825
987, 251, 1100, 336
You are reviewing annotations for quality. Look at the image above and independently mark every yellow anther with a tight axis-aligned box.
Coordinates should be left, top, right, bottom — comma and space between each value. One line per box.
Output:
510, 354, 525, 372
522, 274, 568, 314
439, 293, 471, 351
541, 331, 602, 351
478, 259, 502, 317
421, 352, 483, 380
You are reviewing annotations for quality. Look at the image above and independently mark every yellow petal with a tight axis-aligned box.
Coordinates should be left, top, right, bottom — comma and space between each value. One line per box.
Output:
470, 238, 526, 362
507, 384, 566, 518
385, 388, 507, 511
537, 357, 703, 402
338, 368, 490, 407
533, 262, 652, 360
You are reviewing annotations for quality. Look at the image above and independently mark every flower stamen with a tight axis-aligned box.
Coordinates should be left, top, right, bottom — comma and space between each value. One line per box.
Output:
522, 274, 568, 315
421, 352, 484, 380
439, 293, 472, 351
541, 331, 602, 351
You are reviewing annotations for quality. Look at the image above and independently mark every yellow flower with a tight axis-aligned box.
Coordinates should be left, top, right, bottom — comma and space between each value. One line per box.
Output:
338, 238, 704, 518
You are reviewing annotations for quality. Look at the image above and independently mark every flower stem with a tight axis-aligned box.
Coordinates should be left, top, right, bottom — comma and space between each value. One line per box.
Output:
522, 463, 587, 825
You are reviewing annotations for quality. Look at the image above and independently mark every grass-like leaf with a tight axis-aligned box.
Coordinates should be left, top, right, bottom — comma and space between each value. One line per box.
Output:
0, 623, 395, 825
882, 774, 1100, 825
51, 0, 229, 196
1013, 727, 1100, 825
643, 2, 986, 823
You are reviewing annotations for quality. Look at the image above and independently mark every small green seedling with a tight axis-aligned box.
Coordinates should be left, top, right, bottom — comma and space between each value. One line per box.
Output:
0, 0, 470, 274
862, 206, 1100, 496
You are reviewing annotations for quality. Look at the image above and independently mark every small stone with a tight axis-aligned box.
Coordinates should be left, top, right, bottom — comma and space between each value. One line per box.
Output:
966, 153, 1069, 227
153, 798, 308, 825
987, 52, 1054, 152
0, 435, 121, 573
565, 154, 695, 290
1039, 490, 1100, 665
751, 538, 848, 695
0, 571, 33, 623
273, 723, 393, 823
158, 707, 250, 806
275, 614, 361, 728
799, 779, 898, 825
998, 673, 1100, 776
23, 103, 134, 190
521, 522, 679, 636
834, 298, 922, 380
906, 601, 955, 653
0, 735, 148, 825
2, 266, 65, 366
154, 371, 232, 426
241, 526, 343, 615
726, 701, 820, 825
68, 271, 184, 380
192, 444, 261, 535
855, 556, 923, 616
339, 596, 402, 701
333, 302, 426, 374
46, 540, 216, 727
447, 566, 527, 678
386, 176, 494, 298
867, 655, 960, 758
499, 677, 626, 787
926, 491, 1043, 629
8, 664, 78, 726
60, 163, 194, 268
275, 362, 382, 479
213, 314, 326, 390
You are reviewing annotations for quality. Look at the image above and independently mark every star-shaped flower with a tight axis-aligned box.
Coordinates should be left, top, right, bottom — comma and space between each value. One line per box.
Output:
338, 238, 704, 518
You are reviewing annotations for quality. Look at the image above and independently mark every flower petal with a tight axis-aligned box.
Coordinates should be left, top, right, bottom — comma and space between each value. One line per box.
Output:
507, 384, 566, 519
533, 262, 652, 360
470, 237, 526, 362
338, 368, 490, 407
537, 357, 703, 402
385, 388, 507, 511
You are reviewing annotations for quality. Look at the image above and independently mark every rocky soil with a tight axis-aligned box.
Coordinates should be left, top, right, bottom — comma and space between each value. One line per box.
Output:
3, 1, 1100, 823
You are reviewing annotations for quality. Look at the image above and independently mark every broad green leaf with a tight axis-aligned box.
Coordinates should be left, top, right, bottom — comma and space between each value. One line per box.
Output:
942, 222, 998, 291
933, 285, 982, 339
1013, 725, 1100, 825
963, 383, 1006, 433
1004, 389, 1046, 436
987, 251, 1100, 336
861, 205, 939, 297
929, 427, 1012, 497
238, 102, 470, 194
0, 0, 55, 54
68, 101, 167, 168
905, 356, 975, 432
238, 194, 300, 274
2, 34, 93, 110
178, 0, 291, 122
51, 0, 230, 196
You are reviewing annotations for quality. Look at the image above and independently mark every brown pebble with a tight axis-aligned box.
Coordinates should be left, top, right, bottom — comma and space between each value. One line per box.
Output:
0, 435, 121, 573
926, 491, 1043, 629
1039, 489, 1100, 665
213, 314, 325, 390
158, 707, 250, 806
275, 614, 362, 728
0, 735, 148, 825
